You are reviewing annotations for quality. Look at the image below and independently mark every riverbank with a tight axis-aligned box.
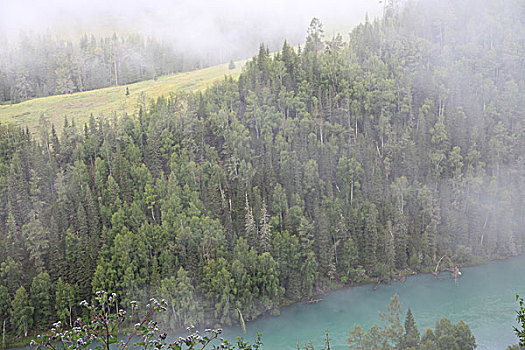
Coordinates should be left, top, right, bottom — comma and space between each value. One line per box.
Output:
6, 254, 521, 350
297, 255, 491, 309
221, 254, 525, 349
2, 335, 37, 349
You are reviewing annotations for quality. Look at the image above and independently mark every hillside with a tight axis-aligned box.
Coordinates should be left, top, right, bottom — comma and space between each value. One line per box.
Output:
0, 60, 245, 132
0, 0, 524, 344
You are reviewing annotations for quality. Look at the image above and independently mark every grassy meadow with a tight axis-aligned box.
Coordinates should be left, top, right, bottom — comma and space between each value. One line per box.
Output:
0, 60, 245, 133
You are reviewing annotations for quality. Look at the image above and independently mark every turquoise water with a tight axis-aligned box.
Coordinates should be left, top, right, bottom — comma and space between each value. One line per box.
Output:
221, 255, 525, 349
12, 256, 523, 349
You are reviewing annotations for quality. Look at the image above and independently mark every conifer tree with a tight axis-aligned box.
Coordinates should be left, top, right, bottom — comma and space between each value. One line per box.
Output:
23, 211, 49, 273
401, 308, 420, 349
55, 278, 78, 327
244, 195, 257, 247
11, 286, 33, 337
0, 285, 10, 349
30, 272, 53, 329
259, 201, 271, 252
158, 267, 203, 330
363, 202, 378, 275
0, 257, 22, 296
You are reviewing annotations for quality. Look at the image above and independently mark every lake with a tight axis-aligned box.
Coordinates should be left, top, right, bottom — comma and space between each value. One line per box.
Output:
221, 255, 525, 349
11, 256, 523, 350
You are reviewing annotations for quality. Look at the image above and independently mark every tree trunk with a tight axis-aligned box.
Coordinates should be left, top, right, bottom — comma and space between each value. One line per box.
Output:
114, 60, 119, 86
350, 182, 354, 206
434, 255, 446, 275
172, 304, 180, 329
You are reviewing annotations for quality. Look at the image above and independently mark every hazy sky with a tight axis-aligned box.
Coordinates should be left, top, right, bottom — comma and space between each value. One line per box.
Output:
1, 0, 383, 59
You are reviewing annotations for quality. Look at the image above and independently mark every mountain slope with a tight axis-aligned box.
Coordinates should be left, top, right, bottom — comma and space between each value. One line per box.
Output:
0, 60, 245, 132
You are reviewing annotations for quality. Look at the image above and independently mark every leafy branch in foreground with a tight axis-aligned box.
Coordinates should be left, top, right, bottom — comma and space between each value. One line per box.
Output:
31, 291, 262, 350
515, 295, 525, 347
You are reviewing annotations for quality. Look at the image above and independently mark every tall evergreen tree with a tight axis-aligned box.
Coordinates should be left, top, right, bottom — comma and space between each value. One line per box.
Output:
0, 285, 10, 349
401, 308, 420, 349
55, 278, 78, 327
30, 272, 53, 329
10, 286, 33, 337
158, 267, 203, 330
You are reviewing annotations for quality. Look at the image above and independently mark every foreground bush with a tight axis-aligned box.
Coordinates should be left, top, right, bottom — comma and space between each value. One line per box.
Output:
32, 291, 262, 350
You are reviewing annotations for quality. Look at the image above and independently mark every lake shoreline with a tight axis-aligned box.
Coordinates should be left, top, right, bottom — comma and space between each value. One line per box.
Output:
7, 254, 523, 349
292, 255, 495, 309
231, 254, 524, 349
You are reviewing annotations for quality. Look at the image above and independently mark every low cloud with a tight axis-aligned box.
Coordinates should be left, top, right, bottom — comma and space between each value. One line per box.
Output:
1, 0, 383, 60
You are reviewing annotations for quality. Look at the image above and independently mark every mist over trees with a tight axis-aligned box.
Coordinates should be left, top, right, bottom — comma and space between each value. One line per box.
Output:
0, 33, 202, 103
0, 0, 524, 340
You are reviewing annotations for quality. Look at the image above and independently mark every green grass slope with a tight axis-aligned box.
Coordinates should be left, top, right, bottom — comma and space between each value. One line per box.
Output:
0, 60, 245, 132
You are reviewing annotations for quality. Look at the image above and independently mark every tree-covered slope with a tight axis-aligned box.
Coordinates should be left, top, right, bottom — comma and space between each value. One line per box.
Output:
0, 0, 524, 337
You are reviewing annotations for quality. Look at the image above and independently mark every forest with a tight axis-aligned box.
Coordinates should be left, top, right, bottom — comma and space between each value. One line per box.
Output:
0, 0, 524, 342
0, 33, 203, 104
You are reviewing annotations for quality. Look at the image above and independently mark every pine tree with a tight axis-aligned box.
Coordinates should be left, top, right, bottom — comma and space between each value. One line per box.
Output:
84, 188, 100, 280
47, 214, 66, 281
7, 153, 30, 230
55, 278, 78, 327
244, 195, 257, 247
0, 257, 22, 296
0, 285, 10, 349
385, 220, 396, 277
301, 252, 318, 298
54, 57, 76, 95
314, 205, 333, 283
158, 267, 203, 330
30, 272, 53, 329
259, 201, 271, 252
363, 202, 378, 275
75, 202, 92, 296
305, 18, 324, 54
401, 308, 420, 349
10, 286, 33, 337
347, 294, 404, 348
22, 211, 49, 273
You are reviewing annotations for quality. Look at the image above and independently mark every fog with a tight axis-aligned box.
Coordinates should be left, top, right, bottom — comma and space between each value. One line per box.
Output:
0, 0, 523, 345
1, 0, 382, 60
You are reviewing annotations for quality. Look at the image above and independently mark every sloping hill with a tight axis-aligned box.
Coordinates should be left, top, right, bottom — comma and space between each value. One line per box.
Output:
0, 60, 245, 132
